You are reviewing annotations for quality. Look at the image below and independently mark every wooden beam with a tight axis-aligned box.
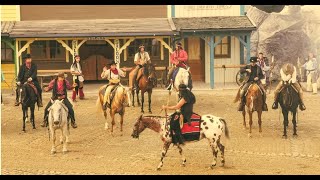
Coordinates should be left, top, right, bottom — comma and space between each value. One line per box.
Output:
200, 36, 211, 47
18, 40, 34, 57
57, 40, 73, 55
15, 40, 19, 76
105, 39, 115, 49
236, 35, 247, 47
75, 39, 87, 52
119, 38, 134, 54
155, 37, 173, 53
160, 40, 164, 60
1, 39, 15, 50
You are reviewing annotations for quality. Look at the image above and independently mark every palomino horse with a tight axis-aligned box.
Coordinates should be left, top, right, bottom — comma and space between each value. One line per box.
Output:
131, 114, 229, 170
128, 63, 156, 113
17, 82, 38, 132
278, 81, 300, 138
97, 84, 132, 136
48, 99, 70, 154
168, 67, 192, 102
234, 83, 263, 137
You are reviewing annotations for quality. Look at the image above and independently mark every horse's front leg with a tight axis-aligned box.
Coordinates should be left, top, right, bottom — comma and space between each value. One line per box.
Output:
148, 90, 152, 113
292, 110, 298, 136
141, 91, 145, 113
110, 112, 115, 136
131, 90, 135, 107
51, 130, 56, 154
177, 144, 186, 167
157, 141, 171, 170
31, 104, 36, 129
248, 111, 253, 138
22, 107, 26, 132
282, 109, 289, 138
61, 126, 68, 154
104, 109, 109, 130
242, 108, 246, 129
136, 89, 141, 106
258, 110, 262, 135
120, 112, 124, 136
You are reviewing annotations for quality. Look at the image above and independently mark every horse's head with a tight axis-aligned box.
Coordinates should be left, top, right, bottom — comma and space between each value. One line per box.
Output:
48, 99, 68, 126
121, 86, 132, 107
280, 81, 294, 108
18, 83, 33, 106
131, 114, 145, 139
146, 63, 157, 81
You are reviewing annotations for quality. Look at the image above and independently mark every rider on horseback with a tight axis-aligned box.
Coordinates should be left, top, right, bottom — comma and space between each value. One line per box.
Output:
101, 61, 126, 110
132, 44, 151, 90
162, 84, 196, 145
238, 57, 268, 111
272, 63, 306, 111
41, 72, 78, 128
15, 54, 43, 107
166, 42, 189, 90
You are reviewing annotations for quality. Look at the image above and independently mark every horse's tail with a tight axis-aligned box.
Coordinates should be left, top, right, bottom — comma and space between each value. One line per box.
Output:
233, 88, 241, 103
220, 118, 230, 139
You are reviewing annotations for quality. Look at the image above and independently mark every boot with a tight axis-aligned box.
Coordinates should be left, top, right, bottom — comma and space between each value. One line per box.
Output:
70, 115, 77, 128
299, 102, 306, 111
238, 95, 245, 111
37, 94, 43, 107
41, 114, 48, 127
262, 103, 268, 111
72, 91, 77, 102
272, 101, 278, 109
14, 100, 20, 106
79, 88, 85, 99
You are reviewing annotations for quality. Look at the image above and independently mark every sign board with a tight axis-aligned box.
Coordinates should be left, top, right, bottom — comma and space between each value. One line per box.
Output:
114, 39, 120, 67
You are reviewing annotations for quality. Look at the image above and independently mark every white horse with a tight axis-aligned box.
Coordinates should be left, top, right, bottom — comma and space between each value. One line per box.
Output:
48, 99, 70, 154
131, 114, 229, 170
168, 67, 191, 102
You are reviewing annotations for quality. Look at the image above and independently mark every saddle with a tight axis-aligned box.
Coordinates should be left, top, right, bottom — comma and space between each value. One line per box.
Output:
137, 67, 149, 81
171, 112, 201, 142
26, 82, 38, 95
279, 82, 299, 94
244, 83, 263, 96
105, 85, 120, 109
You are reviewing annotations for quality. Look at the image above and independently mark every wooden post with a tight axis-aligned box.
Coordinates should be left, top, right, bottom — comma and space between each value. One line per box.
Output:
210, 36, 214, 89
246, 34, 251, 63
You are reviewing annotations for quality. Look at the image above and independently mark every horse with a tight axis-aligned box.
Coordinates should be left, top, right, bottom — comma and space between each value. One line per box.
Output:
278, 81, 300, 138
168, 67, 192, 102
17, 82, 38, 132
47, 99, 70, 154
234, 83, 263, 137
96, 84, 132, 136
131, 114, 229, 170
128, 63, 157, 113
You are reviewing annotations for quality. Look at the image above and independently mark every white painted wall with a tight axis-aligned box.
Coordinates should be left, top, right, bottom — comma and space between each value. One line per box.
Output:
174, 5, 240, 17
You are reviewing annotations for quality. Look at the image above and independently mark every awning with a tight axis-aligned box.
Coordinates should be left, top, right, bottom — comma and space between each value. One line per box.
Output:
9, 18, 178, 38
1, 21, 15, 37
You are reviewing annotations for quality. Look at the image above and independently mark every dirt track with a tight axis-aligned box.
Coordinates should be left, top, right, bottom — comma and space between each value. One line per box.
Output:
1, 88, 320, 175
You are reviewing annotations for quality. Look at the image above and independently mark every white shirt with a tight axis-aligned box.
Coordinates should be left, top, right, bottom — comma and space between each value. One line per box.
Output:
70, 62, 82, 75
302, 58, 318, 71
101, 68, 125, 80
134, 52, 150, 64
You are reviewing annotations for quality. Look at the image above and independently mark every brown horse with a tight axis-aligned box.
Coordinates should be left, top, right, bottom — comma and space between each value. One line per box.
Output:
128, 63, 156, 113
96, 84, 132, 136
234, 83, 263, 137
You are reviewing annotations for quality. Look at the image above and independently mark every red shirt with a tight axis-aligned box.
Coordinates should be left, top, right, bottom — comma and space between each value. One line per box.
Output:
170, 49, 188, 68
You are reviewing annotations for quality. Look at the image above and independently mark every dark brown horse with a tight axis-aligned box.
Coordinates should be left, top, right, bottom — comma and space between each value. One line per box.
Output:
234, 83, 263, 137
128, 63, 156, 113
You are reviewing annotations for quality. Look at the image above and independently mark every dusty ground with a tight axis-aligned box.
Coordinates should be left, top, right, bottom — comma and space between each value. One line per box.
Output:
1, 84, 320, 175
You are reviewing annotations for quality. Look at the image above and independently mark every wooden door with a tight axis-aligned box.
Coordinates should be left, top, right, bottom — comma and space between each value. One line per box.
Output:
81, 55, 97, 80
97, 55, 112, 80
187, 37, 205, 81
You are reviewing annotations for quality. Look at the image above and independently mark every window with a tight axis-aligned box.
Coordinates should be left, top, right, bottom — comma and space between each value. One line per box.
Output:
214, 36, 231, 58
127, 38, 160, 58
1, 42, 14, 63
30, 40, 65, 60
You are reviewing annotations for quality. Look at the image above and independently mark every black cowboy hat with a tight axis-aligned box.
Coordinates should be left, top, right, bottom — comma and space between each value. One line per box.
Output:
250, 57, 258, 63
108, 60, 117, 65
178, 84, 187, 90
176, 42, 182, 47
139, 44, 145, 49
23, 54, 32, 60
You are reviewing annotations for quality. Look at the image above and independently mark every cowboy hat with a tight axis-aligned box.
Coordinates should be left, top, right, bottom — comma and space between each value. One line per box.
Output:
250, 57, 258, 63
23, 54, 32, 60
108, 60, 117, 65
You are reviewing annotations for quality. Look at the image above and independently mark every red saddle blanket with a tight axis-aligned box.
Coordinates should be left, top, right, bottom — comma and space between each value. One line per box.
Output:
181, 113, 201, 141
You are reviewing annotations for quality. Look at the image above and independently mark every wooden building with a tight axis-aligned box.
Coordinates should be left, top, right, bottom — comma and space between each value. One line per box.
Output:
1, 5, 256, 89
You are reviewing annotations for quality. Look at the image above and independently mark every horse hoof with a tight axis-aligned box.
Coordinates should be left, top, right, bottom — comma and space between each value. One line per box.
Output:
156, 167, 161, 171
248, 133, 252, 138
22, 130, 26, 133
293, 134, 298, 137
60, 141, 64, 144
149, 111, 152, 114
51, 151, 56, 155
141, 111, 144, 113
33, 127, 36, 129
282, 135, 287, 139
210, 165, 215, 169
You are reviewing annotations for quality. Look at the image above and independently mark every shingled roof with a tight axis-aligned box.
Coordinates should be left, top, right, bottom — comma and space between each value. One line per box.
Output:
1, 21, 15, 36
9, 18, 177, 38
172, 16, 256, 32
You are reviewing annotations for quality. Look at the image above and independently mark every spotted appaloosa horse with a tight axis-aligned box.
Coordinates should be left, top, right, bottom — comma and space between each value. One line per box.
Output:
234, 83, 263, 137
131, 114, 229, 170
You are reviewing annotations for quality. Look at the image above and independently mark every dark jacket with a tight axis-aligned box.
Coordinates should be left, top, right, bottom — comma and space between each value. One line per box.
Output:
240, 64, 264, 83
180, 91, 196, 123
17, 63, 39, 83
